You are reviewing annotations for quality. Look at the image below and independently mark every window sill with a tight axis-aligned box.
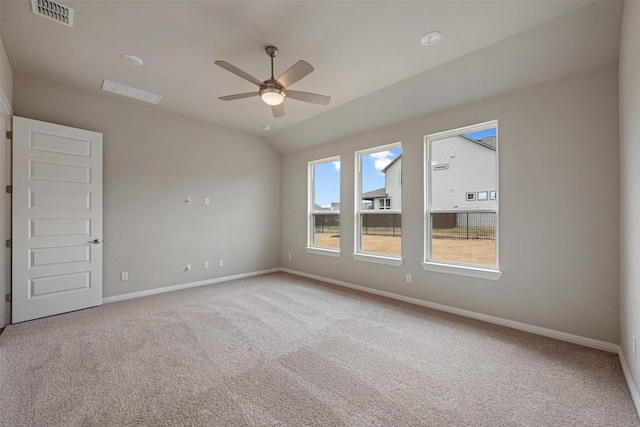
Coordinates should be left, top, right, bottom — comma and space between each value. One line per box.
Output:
306, 247, 340, 258
421, 262, 503, 281
352, 253, 403, 267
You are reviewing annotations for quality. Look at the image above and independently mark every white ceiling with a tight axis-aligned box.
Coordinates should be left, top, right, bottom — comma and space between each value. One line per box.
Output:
1, 1, 622, 153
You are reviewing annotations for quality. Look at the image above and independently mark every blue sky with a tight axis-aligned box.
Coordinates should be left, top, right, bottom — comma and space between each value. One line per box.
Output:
314, 148, 402, 207
465, 128, 496, 140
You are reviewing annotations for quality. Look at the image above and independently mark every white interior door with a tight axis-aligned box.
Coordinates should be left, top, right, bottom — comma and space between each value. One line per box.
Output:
12, 116, 103, 323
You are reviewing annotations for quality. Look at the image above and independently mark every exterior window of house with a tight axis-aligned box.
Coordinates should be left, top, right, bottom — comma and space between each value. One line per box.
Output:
307, 156, 340, 256
423, 121, 501, 279
379, 198, 391, 209
354, 143, 402, 265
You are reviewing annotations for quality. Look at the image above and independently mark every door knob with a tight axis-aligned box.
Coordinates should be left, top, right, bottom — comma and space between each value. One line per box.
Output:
88, 239, 103, 244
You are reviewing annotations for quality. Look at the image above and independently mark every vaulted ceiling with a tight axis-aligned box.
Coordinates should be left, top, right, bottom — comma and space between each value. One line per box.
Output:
1, 1, 623, 153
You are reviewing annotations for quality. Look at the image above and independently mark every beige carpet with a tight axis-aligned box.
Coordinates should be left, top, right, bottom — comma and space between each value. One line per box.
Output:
0, 272, 637, 426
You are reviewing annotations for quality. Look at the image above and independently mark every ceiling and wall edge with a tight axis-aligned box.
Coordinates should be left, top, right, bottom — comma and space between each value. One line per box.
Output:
266, 1, 622, 154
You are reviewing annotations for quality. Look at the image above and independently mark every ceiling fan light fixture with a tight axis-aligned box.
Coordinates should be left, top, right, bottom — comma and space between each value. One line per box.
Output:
260, 87, 286, 106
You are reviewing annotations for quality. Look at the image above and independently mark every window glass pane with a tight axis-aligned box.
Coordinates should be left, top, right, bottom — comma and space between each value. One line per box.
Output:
311, 159, 340, 249
431, 130, 496, 210
313, 213, 340, 250
431, 212, 496, 265
360, 213, 401, 257
361, 148, 402, 211
428, 126, 497, 267
358, 146, 402, 257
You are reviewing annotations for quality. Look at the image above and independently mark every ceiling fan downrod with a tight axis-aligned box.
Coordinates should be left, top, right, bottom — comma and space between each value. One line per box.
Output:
266, 46, 279, 80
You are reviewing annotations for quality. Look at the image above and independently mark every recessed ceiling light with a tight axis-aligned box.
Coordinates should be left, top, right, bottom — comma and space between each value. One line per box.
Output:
420, 31, 442, 47
262, 125, 272, 131
121, 54, 144, 66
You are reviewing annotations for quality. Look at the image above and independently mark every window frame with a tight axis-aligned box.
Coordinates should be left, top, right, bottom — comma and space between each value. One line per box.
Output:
307, 155, 341, 257
353, 142, 403, 266
422, 121, 502, 280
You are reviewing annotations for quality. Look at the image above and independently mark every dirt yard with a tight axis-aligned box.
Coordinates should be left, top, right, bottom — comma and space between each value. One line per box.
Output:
314, 233, 495, 265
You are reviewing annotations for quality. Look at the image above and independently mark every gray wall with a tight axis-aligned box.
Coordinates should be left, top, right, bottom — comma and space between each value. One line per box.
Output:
281, 63, 620, 343
620, 0, 640, 399
13, 73, 281, 298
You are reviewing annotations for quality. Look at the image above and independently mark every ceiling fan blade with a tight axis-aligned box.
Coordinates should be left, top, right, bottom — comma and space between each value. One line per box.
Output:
218, 92, 259, 101
271, 104, 285, 118
277, 60, 314, 88
214, 61, 263, 86
286, 90, 331, 106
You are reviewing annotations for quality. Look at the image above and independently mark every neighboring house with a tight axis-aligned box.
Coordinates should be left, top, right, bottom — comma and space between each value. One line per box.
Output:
314, 202, 340, 212
430, 135, 496, 209
362, 155, 402, 210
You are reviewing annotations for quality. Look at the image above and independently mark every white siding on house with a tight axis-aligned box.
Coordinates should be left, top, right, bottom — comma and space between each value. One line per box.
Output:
430, 136, 496, 210
384, 157, 402, 210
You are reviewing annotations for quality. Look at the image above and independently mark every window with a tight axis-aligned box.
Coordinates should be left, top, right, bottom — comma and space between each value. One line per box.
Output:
308, 156, 340, 255
424, 121, 500, 278
354, 143, 402, 265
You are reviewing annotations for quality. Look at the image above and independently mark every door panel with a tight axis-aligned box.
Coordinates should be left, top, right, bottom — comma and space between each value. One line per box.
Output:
12, 116, 103, 323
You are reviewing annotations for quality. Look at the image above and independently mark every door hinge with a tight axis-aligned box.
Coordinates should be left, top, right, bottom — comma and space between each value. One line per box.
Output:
5, 131, 11, 140
5, 293, 10, 303
5, 239, 11, 248
5, 185, 11, 194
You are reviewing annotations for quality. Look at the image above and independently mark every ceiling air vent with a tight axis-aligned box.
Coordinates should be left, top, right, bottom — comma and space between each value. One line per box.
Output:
101, 80, 163, 104
31, 0, 74, 27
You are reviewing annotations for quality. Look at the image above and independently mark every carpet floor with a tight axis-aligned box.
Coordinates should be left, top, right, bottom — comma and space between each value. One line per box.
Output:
0, 272, 637, 426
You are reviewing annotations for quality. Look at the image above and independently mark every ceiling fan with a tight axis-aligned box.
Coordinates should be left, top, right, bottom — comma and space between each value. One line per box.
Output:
215, 46, 331, 118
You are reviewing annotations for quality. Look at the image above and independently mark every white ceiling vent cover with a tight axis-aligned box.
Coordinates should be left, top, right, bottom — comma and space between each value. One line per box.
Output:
101, 80, 163, 104
31, 0, 73, 27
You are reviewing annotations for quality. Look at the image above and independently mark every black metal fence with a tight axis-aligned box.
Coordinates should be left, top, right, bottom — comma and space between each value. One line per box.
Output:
313, 212, 494, 241
432, 212, 495, 241
361, 213, 402, 237
313, 213, 340, 236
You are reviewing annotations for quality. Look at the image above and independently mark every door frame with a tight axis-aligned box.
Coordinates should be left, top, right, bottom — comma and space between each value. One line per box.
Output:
0, 86, 12, 328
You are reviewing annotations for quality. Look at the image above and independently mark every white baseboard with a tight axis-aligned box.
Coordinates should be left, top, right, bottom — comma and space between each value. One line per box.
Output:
618, 348, 640, 418
102, 268, 280, 304
280, 268, 619, 353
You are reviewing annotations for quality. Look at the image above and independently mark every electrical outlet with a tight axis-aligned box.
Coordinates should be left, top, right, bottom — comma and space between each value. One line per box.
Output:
204, 197, 210, 206
185, 196, 192, 205
406, 274, 412, 283
121, 272, 128, 281
204, 261, 209, 269
185, 263, 191, 271
288, 254, 292, 261
218, 260, 224, 267
634, 336, 636, 357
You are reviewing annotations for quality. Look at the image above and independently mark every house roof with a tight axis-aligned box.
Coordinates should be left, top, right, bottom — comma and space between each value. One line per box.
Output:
381, 154, 402, 173
461, 136, 497, 150
362, 188, 388, 200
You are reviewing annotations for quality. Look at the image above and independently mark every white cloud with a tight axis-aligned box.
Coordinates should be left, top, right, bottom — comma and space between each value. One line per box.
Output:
333, 161, 340, 171
368, 151, 394, 173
